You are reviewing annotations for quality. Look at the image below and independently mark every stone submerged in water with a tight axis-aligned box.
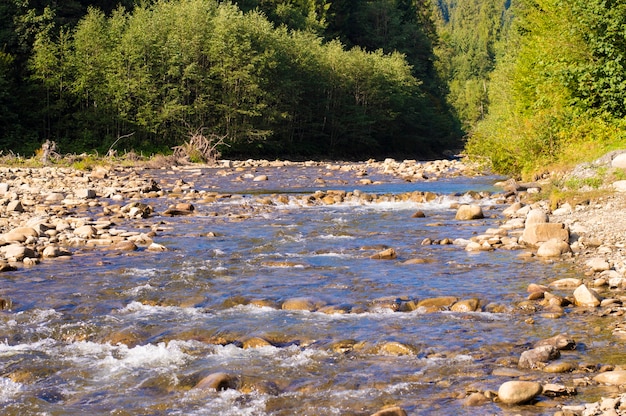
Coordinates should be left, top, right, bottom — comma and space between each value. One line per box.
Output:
194, 372, 239, 391
497, 381, 542, 405
369, 406, 408, 416
370, 248, 397, 260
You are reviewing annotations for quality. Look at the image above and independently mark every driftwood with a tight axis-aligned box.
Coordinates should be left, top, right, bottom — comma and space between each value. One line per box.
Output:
172, 130, 228, 165
41, 140, 58, 165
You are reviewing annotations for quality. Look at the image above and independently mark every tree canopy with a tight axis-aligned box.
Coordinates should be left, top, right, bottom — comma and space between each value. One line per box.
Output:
1, 0, 461, 158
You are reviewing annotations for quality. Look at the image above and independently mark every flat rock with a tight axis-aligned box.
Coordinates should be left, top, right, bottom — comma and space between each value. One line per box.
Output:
417, 296, 458, 310
550, 278, 582, 288
534, 334, 576, 350
3, 227, 39, 242
497, 380, 542, 405
586, 257, 611, 272
281, 297, 318, 311
593, 370, 626, 385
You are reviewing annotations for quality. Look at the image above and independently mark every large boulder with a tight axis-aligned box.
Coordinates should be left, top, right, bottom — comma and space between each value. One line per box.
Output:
593, 370, 626, 385
1, 244, 37, 261
522, 223, 569, 246
537, 239, 571, 257
573, 284, 602, 307
455, 204, 484, 220
525, 209, 549, 227
3, 227, 39, 243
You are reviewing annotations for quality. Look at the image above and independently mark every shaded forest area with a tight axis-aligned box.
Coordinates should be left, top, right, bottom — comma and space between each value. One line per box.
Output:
0, 0, 466, 159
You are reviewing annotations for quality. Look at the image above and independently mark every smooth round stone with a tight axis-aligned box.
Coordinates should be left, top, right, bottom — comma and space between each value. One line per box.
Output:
451, 298, 480, 312
376, 341, 418, 356
281, 297, 318, 311
242, 337, 273, 349
537, 239, 570, 257
593, 370, 626, 385
465, 392, 490, 406
544, 362, 576, 373
455, 204, 484, 220
369, 406, 408, 416
497, 381, 542, 405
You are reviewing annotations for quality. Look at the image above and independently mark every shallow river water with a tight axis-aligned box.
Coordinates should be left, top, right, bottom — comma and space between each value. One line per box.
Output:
0, 164, 621, 415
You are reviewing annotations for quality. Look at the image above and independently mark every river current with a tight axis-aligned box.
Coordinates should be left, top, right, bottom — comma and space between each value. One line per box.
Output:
0, 164, 613, 415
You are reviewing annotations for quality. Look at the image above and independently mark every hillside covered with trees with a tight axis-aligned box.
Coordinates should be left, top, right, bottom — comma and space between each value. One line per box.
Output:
3, 0, 626, 172
0, 0, 461, 159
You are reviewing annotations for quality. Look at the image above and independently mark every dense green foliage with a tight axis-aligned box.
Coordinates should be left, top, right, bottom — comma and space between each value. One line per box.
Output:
432, 0, 510, 130
0, 0, 461, 158
466, 0, 626, 176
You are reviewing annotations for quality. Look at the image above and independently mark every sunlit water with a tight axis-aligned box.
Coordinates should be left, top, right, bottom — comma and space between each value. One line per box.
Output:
0, 165, 619, 415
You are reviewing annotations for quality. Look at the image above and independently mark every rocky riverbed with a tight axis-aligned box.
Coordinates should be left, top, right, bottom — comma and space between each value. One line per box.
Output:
1, 156, 626, 415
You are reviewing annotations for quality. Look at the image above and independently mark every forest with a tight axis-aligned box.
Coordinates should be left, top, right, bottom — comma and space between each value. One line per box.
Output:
0, 0, 461, 159
2, 0, 626, 172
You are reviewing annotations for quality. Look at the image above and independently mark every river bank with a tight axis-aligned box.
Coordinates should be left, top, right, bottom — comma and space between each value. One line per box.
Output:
0, 157, 625, 415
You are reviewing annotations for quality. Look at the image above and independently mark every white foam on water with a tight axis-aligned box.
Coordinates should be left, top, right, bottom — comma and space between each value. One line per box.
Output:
278, 345, 327, 368
179, 389, 269, 416
317, 234, 355, 240
0, 377, 22, 403
116, 301, 203, 318
122, 283, 155, 296
0, 339, 56, 357
307, 252, 353, 258
120, 267, 159, 278
68, 340, 190, 377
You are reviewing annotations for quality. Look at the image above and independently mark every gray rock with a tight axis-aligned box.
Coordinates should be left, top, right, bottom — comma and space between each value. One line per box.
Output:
519, 345, 560, 369
534, 334, 576, 351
